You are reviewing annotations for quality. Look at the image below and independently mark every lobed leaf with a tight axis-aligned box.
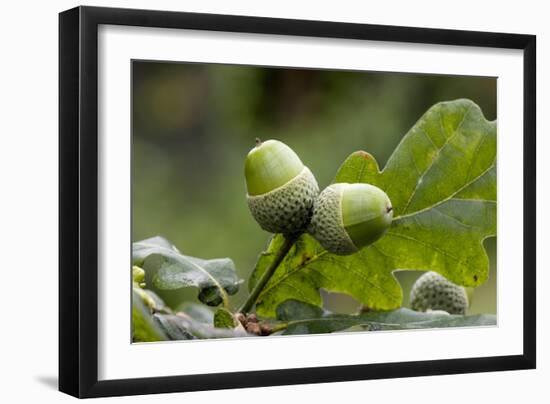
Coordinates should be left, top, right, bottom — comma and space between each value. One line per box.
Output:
154, 312, 251, 340
132, 290, 168, 342
133, 236, 242, 306
276, 300, 496, 335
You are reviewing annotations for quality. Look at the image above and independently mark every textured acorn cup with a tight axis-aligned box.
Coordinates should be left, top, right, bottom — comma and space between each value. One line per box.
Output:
410, 271, 469, 315
245, 139, 319, 235
308, 183, 393, 255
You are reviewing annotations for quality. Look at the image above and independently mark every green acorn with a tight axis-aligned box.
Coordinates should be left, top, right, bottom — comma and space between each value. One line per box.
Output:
245, 139, 319, 235
410, 271, 469, 315
308, 183, 393, 255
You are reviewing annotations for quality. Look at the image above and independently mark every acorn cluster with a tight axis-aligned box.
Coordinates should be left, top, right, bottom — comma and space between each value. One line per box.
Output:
245, 139, 393, 254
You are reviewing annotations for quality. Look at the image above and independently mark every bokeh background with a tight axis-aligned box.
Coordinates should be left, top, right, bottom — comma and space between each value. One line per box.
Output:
132, 61, 497, 316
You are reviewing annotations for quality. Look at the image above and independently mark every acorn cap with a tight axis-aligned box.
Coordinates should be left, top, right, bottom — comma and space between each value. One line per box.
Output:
308, 183, 393, 255
247, 166, 318, 234
410, 271, 469, 315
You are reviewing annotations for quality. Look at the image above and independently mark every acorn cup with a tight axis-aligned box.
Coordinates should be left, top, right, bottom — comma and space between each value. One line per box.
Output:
409, 271, 469, 315
245, 139, 319, 235
308, 183, 393, 255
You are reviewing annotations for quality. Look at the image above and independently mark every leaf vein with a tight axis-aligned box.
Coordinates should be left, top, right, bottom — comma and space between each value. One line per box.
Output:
400, 104, 473, 215
258, 250, 329, 299
393, 163, 495, 221
317, 255, 400, 300
385, 231, 462, 263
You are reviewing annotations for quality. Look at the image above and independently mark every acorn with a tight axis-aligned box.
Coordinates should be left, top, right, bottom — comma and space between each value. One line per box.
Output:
308, 183, 393, 255
409, 271, 469, 315
245, 139, 319, 235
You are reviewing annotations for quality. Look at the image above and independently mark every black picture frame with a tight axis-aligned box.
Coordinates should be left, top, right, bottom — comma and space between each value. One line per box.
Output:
59, 5, 536, 398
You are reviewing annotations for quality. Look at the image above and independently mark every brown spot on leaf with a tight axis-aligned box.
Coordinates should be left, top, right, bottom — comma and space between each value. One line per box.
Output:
473, 274, 478, 282
300, 254, 311, 265
358, 151, 371, 160
360, 305, 373, 313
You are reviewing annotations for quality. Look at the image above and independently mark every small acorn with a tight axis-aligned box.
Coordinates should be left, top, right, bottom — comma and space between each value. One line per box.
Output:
308, 183, 393, 255
245, 139, 319, 235
410, 271, 469, 315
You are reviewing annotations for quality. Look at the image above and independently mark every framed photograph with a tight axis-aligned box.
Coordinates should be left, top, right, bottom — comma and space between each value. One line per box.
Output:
59, 6, 536, 398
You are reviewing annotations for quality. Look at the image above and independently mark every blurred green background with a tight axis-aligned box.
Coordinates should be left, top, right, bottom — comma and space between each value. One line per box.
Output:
132, 61, 497, 316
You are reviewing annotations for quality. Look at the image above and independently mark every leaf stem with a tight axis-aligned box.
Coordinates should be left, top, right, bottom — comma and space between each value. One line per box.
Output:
239, 234, 298, 314
269, 322, 289, 333
220, 289, 230, 310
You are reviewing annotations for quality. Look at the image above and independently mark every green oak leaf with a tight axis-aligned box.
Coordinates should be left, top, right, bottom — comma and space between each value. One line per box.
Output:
276, 300, 496, 335
213, 308, 239, 329
154, 312, 251, 339
132, 290, 168, 342
176, 302, 215, 324
133, 236, 242, 307
133, 284, 171, 314
153, 314, 197, 340
251, 99, 496, 317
